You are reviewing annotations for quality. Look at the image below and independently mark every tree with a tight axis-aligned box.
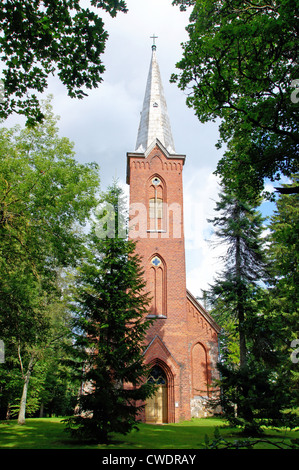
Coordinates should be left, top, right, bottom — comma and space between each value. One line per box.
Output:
208, 183, 267, 368
65, 183, 155, 443
0, 270, 81, 421
0, 96, 100, 277
15, 283, 72, 425
268, 175, 299, 322
0, 0, 127, 124
172, 0, 299, 190
206, 182, 276, 433
172, 0, 299, 433
207, 180, 299, 433
0, 98, 100, 423
267, 175, 299, 415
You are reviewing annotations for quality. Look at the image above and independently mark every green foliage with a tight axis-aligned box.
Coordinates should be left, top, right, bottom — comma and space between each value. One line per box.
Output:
202, 427, 299, 449
207, 178, 299, 433
0, 98, 100, 422
173, 0, 299, 437
0, 343, 23, 419
0, 96, 100, 279
266, 175, 299, 413
268, 175, 299, 310
64, 183, 155, 443
0, 96, 100, 343
207, 182, 267, 365
0, 0, 127, 123
172, 0, 298, 190
216, 361, 298, 435
205, 181, 298, 433
0, 280, 81, 420
172, 0, 195, 10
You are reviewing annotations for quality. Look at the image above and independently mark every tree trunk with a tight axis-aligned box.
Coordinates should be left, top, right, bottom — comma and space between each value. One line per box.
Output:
235, 231, 247, 369
18, 355, 35, 425
6, 404, 11, 420
238, 294, 247, 369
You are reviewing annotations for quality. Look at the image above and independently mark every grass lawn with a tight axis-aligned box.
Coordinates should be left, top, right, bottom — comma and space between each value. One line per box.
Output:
0, 417, 298, 450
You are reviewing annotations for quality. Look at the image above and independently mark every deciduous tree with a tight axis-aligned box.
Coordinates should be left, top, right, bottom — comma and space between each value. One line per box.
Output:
0, 0, 127, 123
172, 0, 298, 190
0, 98, 100, 423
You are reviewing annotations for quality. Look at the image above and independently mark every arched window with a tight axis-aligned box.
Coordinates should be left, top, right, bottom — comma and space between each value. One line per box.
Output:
191, 342, 209, 397
149, 197, 163, 220
148, 175, 165, 232
147, 365, 167, 385
148, 255, 166, 317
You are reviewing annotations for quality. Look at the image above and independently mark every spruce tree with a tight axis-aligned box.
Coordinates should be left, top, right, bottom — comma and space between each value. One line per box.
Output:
267, 175, 299, 422
65, 183, 154, 443
207, 182, 271, 434
208, 184, 267, 368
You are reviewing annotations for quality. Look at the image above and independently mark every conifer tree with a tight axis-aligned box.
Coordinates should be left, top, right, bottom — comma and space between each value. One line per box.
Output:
208, 184, 267, 368
207, 183, 272, 433
267, 175, 299, 419
65, 183, 154, 443
208, 181, 299, 433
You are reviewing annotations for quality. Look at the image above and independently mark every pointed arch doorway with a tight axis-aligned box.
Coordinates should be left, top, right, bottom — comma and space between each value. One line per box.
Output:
145, 365, 168, 423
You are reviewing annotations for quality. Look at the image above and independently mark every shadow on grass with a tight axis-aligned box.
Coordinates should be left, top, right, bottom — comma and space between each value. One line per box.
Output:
1, 418, 297, 450
103, 421, 229, 449
0, 418, 78, 449
0, 418, 225, 449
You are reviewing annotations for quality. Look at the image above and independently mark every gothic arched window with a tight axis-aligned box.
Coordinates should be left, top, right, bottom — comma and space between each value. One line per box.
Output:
191, 342, 209, 397
149, 197, 163, 220
148, 175, 165, 232
148, 255, 166, 317
147, 365, 167, 385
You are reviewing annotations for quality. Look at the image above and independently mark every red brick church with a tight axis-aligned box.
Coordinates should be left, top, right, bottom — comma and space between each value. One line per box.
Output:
126, 43, 221, 423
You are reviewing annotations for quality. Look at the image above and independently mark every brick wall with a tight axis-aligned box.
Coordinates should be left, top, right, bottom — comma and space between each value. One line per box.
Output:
127, 142, 220, 423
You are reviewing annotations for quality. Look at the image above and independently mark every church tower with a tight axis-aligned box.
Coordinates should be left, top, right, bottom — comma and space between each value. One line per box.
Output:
127, 43, 220, 423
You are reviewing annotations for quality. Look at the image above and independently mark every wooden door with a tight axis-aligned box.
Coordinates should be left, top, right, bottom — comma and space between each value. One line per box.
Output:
145, 366, 168, 423
145, 384, 168, 423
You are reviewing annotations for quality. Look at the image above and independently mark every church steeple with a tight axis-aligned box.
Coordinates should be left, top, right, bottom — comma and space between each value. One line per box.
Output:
126, 42, 220, 424
135, 45, 176, 154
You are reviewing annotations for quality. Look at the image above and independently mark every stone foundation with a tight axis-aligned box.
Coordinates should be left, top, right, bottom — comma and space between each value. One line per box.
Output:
191, 396, 221, 418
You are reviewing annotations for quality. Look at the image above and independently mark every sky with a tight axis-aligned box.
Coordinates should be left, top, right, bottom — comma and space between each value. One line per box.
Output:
3, 0, 276, 299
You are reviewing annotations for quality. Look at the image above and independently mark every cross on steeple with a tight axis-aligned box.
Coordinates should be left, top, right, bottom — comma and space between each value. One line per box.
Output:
150, 34, 158, 50
135, 35, 176, 153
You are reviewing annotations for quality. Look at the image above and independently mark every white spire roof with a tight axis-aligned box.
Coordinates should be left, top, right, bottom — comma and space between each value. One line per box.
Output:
135, 46, 176, 154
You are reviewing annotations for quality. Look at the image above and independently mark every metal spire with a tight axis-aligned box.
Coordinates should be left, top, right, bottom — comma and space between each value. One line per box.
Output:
135, 41, 176, 154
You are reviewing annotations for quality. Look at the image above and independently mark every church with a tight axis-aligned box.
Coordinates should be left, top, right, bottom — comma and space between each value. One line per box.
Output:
126, 42, 221, 423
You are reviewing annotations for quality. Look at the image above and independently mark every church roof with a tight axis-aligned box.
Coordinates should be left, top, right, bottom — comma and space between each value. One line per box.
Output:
186, 290, 221, 334
135, 45, 176, 154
